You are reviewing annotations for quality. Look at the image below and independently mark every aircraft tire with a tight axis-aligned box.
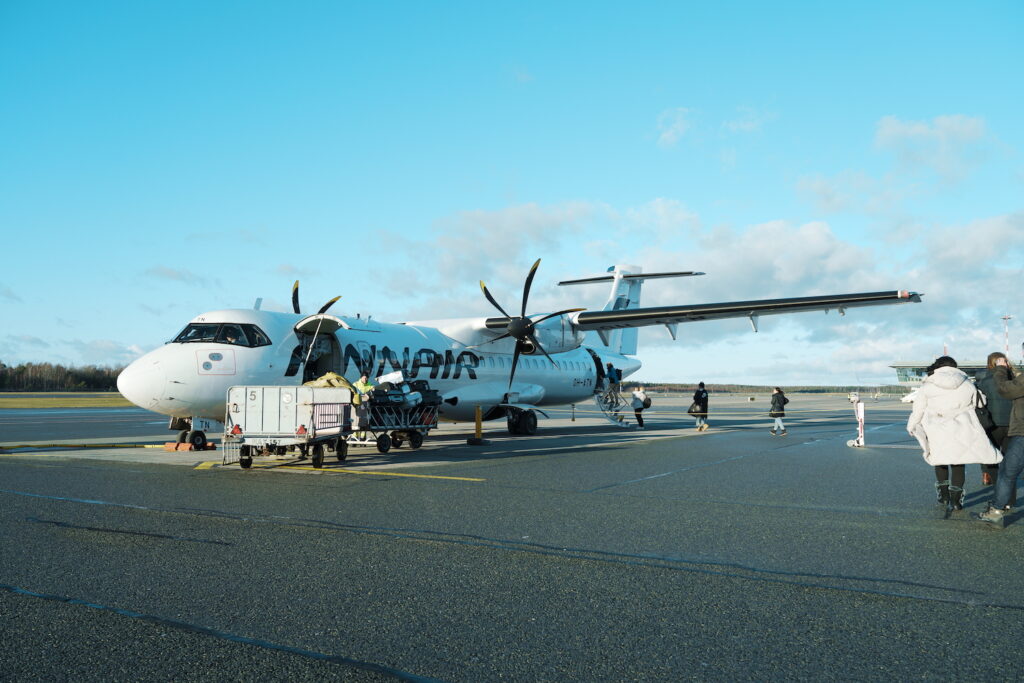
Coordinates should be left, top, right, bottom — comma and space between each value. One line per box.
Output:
507, 412, 521, 435
335, 438, 348, 462
176, 430, 189, 444
312, 444, 324, 468
376, 433, 392, 454
408, 431, 424, 449
519, 410, 538, 436
187, 430, 207, 450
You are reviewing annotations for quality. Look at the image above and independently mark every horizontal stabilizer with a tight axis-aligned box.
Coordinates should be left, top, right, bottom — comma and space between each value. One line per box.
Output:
558, 271, 704, 286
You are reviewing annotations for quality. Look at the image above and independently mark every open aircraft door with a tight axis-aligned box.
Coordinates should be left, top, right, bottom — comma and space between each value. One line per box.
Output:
294, 314, 348, 382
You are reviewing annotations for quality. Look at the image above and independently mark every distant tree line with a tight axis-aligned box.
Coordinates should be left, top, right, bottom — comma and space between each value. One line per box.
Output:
621, 382, 907, 395
0, 361, 124, 392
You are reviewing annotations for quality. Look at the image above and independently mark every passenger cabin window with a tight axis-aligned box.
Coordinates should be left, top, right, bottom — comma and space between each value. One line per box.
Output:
173, 323, 272, 348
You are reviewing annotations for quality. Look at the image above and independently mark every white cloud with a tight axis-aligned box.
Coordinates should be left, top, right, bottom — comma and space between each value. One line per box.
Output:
6, 334, 50, 348
796, 171, 915, 215
657, 108, 692, 147
0, 285, 21, 303
874, 114, 987, 183
65, 339, 146, 367
722, 106, 773, 134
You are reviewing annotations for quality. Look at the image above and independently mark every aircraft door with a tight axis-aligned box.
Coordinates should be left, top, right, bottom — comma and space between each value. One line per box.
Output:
291, 315, 346, 382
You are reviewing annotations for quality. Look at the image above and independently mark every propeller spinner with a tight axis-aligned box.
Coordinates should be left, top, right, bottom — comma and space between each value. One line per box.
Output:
478, 259, 584, 389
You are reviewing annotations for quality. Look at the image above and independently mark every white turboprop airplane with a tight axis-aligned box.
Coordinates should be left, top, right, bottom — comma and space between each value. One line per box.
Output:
117, 261, 922, 447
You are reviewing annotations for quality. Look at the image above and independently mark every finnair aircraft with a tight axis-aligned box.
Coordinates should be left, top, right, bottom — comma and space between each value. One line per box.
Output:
117, 261, 921, 447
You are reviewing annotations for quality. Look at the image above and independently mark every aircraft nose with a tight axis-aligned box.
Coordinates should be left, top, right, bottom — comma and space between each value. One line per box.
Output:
117, 357, 166, 410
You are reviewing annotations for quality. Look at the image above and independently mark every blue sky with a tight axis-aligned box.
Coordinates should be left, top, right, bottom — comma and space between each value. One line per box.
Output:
1, 1, 1021, 385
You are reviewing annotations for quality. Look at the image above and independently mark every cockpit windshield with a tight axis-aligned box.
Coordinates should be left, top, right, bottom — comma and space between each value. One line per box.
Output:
172, 323, 272, 347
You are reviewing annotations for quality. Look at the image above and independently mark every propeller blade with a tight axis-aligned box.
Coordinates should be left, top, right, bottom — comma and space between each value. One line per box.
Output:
291, 281, 301, 314
317, 296, 341, 315
520, 258, 541, 317
508, 342, 523, 390
466, 332, 513, 349
480, 281, 512, 318
530, 334, 558, 367
530, 307, 586, 325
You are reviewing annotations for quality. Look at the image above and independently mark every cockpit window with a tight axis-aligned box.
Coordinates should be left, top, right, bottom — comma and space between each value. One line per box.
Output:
175, 323, 219, 343
173, 323, 272, 347
216, 324, 248, 346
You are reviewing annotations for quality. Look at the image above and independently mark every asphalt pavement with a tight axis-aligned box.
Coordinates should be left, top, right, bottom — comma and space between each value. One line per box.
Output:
2, 395, 1023, 681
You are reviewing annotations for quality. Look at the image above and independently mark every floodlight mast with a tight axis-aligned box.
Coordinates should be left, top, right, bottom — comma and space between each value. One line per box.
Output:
1002, 314, 1013, 356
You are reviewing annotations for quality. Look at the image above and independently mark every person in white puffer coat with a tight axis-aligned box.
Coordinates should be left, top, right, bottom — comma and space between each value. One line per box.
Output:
907, 356, 1003, 513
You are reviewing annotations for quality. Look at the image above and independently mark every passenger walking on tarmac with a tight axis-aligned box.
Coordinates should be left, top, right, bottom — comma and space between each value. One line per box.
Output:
906, 356, 1002, 515
977, 354, 1024, 527
692, 382, 709, 431
975, 352, 1014, 494
631, 386, 648, 429
769, 388, 788, 436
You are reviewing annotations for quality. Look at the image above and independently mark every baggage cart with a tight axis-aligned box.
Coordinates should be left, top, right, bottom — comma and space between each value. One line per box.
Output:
348, 402, 438, 453
222, 385, 354, 469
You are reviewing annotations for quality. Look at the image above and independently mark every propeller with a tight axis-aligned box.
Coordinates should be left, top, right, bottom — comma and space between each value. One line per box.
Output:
478, 259, 584, 389
292, 280, 341, 315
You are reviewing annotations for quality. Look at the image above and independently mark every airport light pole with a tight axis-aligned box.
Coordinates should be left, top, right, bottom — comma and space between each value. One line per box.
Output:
1003, 314, 1013, 356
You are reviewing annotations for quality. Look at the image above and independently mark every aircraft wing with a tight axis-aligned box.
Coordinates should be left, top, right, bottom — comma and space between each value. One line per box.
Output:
572, 290, 922, 332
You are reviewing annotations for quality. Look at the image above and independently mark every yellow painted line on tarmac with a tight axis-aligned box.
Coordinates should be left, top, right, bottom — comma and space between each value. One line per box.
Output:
194, 461, 219, 470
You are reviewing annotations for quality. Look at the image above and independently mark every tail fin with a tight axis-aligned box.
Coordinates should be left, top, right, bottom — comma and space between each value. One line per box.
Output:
559, 265, 704, 355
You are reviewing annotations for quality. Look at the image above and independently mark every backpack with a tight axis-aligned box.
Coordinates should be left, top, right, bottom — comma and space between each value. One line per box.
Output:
642, 396, 652, 409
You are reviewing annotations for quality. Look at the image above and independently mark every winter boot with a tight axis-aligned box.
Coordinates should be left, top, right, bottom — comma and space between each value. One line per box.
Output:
948, 485, 965, 512
935, 480, 950, 507
975, 504, 1006, 528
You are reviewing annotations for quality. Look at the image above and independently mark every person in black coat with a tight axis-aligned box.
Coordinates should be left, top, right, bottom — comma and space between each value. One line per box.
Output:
692, 382, 709, 431
769, 387, 789, 436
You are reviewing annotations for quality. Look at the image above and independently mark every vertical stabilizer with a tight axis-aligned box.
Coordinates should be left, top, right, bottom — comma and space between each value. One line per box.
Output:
600, 265, 642, 355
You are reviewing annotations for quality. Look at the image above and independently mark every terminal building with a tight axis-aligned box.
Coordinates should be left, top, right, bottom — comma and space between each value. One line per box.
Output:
890, 361, 988, 386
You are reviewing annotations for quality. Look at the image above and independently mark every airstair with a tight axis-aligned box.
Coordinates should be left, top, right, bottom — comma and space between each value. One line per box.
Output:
593, 388, 633, 428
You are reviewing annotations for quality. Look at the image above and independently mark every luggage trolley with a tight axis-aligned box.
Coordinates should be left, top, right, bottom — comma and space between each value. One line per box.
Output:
222, 385, 354, 469
347, 377, 441, 453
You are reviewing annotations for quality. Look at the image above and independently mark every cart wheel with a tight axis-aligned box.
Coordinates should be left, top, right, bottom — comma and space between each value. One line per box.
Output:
408, 431, 424, 449
376, 433, 392, 454
312, 443, 324, 468
275, 446, 287, 456
391, 431, 404, 448
187, 430, 207, 449
297, 445, 308, 460
239, 445, 253, 469
336, 438, 348, 462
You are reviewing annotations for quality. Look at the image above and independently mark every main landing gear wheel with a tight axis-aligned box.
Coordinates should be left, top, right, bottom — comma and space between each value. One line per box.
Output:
335, 438, 348, 462
176, 430, 189, 444
508, 410, 537, 436
390, 431, 404, 448
186, 430, 207, 450
376, 433, 392, 454
239, 445, 253, 469
408, 431, 424, 449
312, 443, 324, 468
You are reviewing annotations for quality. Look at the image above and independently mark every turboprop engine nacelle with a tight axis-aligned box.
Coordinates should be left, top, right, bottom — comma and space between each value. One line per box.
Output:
527, 315, 586, 355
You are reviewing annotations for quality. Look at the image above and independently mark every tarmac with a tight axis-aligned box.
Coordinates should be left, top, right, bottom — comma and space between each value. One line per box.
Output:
2, 394, 1023, 681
